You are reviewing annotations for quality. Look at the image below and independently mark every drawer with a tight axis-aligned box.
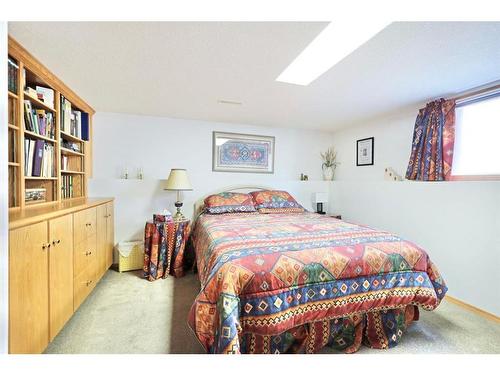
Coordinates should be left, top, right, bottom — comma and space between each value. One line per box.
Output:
73, 266, 95, 311
74, 234, 97, 278
73, 207, 97, 245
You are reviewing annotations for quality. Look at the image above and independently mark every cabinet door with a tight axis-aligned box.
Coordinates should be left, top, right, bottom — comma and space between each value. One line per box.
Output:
73, 207, 97, 245
9, 221, 49, 354
96, 204, 107, 278
48, 215, 74, 341
106, 202, 114, 269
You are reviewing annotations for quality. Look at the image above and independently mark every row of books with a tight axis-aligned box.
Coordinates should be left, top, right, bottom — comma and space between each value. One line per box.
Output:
61, 175, 75, 199
23, 101, 55, 138
61, 95, 90, 140
24, 139, 55, 178
8, 57, 19, 93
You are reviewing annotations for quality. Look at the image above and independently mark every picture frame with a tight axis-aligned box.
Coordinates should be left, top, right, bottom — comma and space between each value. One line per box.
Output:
356, 137, 374, 166
212, 131, 275, 173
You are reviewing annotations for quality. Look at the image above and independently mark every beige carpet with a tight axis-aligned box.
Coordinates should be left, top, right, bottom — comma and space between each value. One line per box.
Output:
45, 269, 500, 354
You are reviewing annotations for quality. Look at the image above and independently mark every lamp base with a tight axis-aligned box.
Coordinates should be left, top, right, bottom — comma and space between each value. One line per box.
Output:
173, 201, 185, 222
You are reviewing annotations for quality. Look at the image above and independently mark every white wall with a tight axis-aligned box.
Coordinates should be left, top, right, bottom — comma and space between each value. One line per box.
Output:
330, 111, 500, 315
0, 21, 9, 354
88, 112, 334, 244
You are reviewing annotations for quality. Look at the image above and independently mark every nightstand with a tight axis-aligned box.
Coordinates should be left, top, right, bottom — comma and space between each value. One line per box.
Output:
330, 214, 342, 220
143, 219, 191, 280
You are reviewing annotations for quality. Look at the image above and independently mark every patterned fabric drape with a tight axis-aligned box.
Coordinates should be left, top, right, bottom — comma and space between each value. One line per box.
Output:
405, 98, 456, 181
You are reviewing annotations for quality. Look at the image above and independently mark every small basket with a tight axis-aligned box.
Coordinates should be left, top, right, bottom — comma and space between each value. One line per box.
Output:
117, 240, 144, 273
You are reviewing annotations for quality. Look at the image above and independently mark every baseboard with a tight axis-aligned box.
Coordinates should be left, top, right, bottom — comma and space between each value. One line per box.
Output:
445, 295, 500, 324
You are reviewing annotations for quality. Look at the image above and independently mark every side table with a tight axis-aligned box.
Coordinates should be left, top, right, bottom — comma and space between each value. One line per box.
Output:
143, 219, 191, 281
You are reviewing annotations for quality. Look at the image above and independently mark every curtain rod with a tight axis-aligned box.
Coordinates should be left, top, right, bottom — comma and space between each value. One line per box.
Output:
453, 80, 500, 106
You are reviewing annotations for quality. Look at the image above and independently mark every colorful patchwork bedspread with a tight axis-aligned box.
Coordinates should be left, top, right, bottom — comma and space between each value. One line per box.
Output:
187, 212, 447, 354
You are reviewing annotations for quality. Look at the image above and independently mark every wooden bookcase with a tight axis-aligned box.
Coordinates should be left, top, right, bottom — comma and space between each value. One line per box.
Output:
7, 37, 95, 211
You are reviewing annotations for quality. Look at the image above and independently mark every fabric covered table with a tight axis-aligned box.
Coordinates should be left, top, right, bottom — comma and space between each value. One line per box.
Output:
143, 219, 191, 281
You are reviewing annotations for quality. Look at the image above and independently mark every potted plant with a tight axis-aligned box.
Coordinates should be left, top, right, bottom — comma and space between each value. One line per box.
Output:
321, 147, 339, 181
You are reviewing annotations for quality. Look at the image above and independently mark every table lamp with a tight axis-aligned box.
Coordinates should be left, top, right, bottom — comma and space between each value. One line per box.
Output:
313, 192, 328, 215
165, 168, 193, 221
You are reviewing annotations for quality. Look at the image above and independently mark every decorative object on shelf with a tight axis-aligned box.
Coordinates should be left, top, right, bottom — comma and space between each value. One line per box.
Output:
165, 168, 193, 222
25, 188, 46, 204
313, 192, 328, 214
123, 167, 129, 179
321, 147, 339, 180
356, 137, 374, 166
143, 219, 191, 280
300, 173, 309, 181
137, 167, 144, 180
384, 167, 403, 181
212, 131, 275, 173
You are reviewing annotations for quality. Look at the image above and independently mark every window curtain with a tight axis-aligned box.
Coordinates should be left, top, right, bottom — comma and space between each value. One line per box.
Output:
405, 98, 456, 181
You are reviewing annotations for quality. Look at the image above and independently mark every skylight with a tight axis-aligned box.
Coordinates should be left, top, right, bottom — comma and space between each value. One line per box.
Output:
276, 21, 389, 86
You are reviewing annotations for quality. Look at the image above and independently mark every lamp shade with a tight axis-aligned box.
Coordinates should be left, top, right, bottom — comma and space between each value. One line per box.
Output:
165, 169, 193, 191
313, 192, 328, 203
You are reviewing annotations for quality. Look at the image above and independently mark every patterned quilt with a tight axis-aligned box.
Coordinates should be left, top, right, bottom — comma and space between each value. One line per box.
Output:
188, 212, 447, 354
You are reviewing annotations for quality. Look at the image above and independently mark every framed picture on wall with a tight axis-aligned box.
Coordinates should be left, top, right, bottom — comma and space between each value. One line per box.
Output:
212, 131, 275, 173
356, 137, 374, 166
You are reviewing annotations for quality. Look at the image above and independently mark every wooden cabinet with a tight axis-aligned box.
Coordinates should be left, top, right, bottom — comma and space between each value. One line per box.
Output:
9, 221, 49, 354
48, 215, 74, 341
8, 198, 114, 353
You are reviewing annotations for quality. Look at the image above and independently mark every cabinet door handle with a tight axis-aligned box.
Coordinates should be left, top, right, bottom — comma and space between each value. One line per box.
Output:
52, 239, 61, 246
42, 244, 47, 251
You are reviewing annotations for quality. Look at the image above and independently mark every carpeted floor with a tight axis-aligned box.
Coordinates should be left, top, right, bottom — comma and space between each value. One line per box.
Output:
45, 269, 500, 354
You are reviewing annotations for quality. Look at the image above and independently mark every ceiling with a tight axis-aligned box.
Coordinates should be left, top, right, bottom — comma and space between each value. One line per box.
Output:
8, 22, 500, 131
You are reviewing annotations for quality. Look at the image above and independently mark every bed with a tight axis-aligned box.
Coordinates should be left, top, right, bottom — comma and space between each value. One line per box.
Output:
187, 186, 447, 354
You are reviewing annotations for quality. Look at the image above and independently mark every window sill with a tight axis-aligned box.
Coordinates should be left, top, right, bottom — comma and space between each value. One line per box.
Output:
450, 175, 500, 181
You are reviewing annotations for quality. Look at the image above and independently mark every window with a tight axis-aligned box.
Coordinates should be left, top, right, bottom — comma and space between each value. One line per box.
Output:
451, 94, 500, 179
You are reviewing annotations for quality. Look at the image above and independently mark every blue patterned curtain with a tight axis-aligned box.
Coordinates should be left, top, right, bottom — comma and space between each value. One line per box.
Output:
405, 99, 456, 181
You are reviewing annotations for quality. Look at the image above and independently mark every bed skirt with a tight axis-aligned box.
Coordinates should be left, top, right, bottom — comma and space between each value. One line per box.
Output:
238, 305, 419, 354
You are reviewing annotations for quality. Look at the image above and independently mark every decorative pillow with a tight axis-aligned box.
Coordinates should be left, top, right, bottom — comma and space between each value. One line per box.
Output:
204, 192, 256, 214
250, 190, 305, 212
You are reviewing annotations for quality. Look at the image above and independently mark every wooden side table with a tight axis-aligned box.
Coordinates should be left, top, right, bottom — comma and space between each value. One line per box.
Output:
143, 219, 191, 281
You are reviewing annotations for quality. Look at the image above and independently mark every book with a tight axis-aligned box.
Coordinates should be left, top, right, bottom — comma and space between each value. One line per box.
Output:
36, 86, 54, 108
81, 112, 90, 140
8, 58, 19, 93
27, 139, 35, 177
32, 140, 44, 177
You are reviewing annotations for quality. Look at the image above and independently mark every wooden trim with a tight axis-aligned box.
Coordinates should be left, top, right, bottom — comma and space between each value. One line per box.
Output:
445, 295, 500, 323
9, 197, 114, 230
8, 36, 95, 115
450, 175, 500, 181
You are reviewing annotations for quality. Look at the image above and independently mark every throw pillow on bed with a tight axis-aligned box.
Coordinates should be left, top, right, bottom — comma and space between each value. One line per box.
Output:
204, 192, 257, 214
250, 190, 305, 213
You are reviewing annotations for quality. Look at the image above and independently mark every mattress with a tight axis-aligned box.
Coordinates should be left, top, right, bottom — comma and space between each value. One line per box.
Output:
188, 212, 447, 353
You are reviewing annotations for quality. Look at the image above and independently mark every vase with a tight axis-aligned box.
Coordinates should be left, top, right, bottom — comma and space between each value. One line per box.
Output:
322, 166, 334, 181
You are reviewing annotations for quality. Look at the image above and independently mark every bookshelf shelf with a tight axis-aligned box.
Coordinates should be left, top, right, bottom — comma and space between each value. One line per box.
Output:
24, 130, 57, 143
23, 93, 56, 112
25, 176, 58, 180
8, 36, 95, 209
60, 147, 84, 156
60, 131, 84, 143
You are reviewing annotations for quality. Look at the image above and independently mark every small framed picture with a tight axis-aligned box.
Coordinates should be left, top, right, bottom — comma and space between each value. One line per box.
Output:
212, 131, 275, 173
356, 137, 374, 166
